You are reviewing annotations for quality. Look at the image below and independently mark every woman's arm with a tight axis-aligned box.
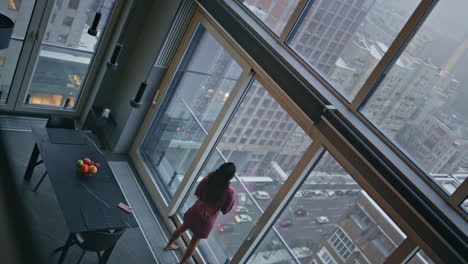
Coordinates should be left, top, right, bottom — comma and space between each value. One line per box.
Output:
221, 188, 236, 215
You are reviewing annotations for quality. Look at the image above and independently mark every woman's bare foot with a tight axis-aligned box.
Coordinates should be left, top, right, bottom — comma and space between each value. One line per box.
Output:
164, 244, 179, 251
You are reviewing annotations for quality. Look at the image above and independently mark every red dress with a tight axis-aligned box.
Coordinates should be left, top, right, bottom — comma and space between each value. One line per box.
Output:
183, 176, 236, 238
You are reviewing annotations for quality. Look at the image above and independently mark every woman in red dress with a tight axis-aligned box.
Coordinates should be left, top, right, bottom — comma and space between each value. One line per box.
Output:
164, 162, 237, 263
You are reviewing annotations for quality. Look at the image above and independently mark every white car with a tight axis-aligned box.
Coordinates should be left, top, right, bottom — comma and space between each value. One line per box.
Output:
252, 191, 270, 200
234, 214, 252, 223
316, 216, 329, 224
294, 191, 303, 198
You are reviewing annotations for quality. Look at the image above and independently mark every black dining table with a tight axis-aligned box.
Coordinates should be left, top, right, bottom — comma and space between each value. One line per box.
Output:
24, 127, 138, 263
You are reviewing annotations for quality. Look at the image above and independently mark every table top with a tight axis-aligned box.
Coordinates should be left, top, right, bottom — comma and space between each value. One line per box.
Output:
32, 127, 138, 233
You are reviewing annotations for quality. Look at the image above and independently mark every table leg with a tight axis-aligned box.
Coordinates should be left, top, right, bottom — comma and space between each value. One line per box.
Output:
101, 246, 115, 264
57, 233, 74, 264
24, 144, 40, 182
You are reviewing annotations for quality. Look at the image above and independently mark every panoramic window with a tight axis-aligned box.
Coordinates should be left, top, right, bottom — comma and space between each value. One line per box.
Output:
24, 0, 116, 108
361, 0, 468, 197
139, 25, 244, 200
177, 79, 311, 263
237, 0, 301, 36
0, 0, 35, 103
286, 0, 420, 101
247, 152, 406, 264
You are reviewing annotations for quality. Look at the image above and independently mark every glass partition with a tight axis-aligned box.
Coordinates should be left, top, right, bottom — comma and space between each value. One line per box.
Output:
177, 79, 312, 263
139, 25, 243, 200
286, 0, 420, 101
361, 0, 468, 196
0, 0, 36, 103
247, 152, 407, 264
23, 0, 116, 108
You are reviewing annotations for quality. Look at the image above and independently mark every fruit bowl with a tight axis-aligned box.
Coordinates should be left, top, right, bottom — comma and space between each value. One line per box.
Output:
77, 158, 101, 177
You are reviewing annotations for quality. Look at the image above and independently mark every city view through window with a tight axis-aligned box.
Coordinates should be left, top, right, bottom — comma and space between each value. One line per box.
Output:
0, 0, 115, 108
139, 20, 434, 263
0, 0, 35, 103
237, 0, 467, 207
248, 153, 408, 264
132, 0, 466, 263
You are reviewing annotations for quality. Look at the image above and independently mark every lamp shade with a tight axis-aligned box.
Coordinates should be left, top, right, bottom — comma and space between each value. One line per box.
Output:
0, 14, 14, 50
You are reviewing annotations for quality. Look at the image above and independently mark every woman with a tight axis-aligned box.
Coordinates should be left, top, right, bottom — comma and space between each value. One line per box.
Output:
164, 162, 237, 263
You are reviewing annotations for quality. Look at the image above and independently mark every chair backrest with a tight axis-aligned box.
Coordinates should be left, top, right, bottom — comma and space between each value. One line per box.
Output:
78, 229, 125, 252
46, 115, 75, 129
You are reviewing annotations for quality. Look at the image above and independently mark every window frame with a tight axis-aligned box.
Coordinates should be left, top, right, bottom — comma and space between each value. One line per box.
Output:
328, 227, 356, 261
224, 0, 468, 218
130, 4, 467, 264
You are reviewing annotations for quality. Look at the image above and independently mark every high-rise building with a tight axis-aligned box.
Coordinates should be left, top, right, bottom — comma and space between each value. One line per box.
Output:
288, 0, 375, 74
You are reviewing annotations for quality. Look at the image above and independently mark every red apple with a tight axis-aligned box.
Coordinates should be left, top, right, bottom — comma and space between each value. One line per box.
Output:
88, 165, 98, 174
94, 163, 101, 168
80, 164, 89, 173
83, 158, 91, 165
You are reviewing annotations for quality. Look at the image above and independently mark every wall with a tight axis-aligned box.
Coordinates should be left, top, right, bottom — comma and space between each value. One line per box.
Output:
87, 0, 184, 152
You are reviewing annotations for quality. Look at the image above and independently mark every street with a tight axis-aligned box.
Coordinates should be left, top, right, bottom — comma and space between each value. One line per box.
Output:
202, 183, 361, 262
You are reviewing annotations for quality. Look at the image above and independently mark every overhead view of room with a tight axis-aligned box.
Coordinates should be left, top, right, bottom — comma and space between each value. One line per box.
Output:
0, 0, 466, 264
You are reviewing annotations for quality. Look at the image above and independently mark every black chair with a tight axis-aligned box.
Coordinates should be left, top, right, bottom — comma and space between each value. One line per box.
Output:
54, 230, 126, 264
33, 115, 76, 192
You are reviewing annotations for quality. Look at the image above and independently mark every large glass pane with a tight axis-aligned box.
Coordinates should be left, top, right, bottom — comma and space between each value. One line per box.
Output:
361, 0, 468, 196
23, 0, 116, 108
247, 152, 406, 264
237, 0, 301, 36
287, 0, 420, 101
406, 249, 435, 264
177, 79, 312, 263
139, 25, 243, 200
0, 0, 35, 103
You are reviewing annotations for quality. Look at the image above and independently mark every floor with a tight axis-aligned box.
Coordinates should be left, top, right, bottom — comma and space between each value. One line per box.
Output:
0, 117, 183, 264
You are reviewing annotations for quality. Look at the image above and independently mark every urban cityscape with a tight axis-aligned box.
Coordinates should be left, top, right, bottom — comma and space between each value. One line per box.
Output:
140, 0, 467, 263
1, 0, 465, 263
0, 0, 114, 107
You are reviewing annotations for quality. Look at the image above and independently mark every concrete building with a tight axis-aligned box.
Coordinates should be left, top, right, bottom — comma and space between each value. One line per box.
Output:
288, 0, 375, 74
308, 192, 429, 264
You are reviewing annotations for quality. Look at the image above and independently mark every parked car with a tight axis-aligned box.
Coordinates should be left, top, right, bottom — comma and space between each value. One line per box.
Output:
325, 190, 335, 197
252, 191, 270, 200
279, 219, 293, 227
335, 190, 345, 196
294, 208, 306, 216
294, 191, 303, 198
302, 191, 313, 198
312, 190, 324, 196
217, 224, 234, 232
316, 216, 329, 224
234, 214, 252, 223
234, 205, 249, 213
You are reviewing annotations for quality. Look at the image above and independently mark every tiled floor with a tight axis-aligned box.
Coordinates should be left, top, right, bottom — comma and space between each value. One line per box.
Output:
1, 126, 181, 264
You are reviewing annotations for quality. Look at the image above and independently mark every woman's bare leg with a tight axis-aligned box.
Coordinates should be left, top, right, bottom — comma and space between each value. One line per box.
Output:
164, 224, 189, 250
179, 235, 202, 264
